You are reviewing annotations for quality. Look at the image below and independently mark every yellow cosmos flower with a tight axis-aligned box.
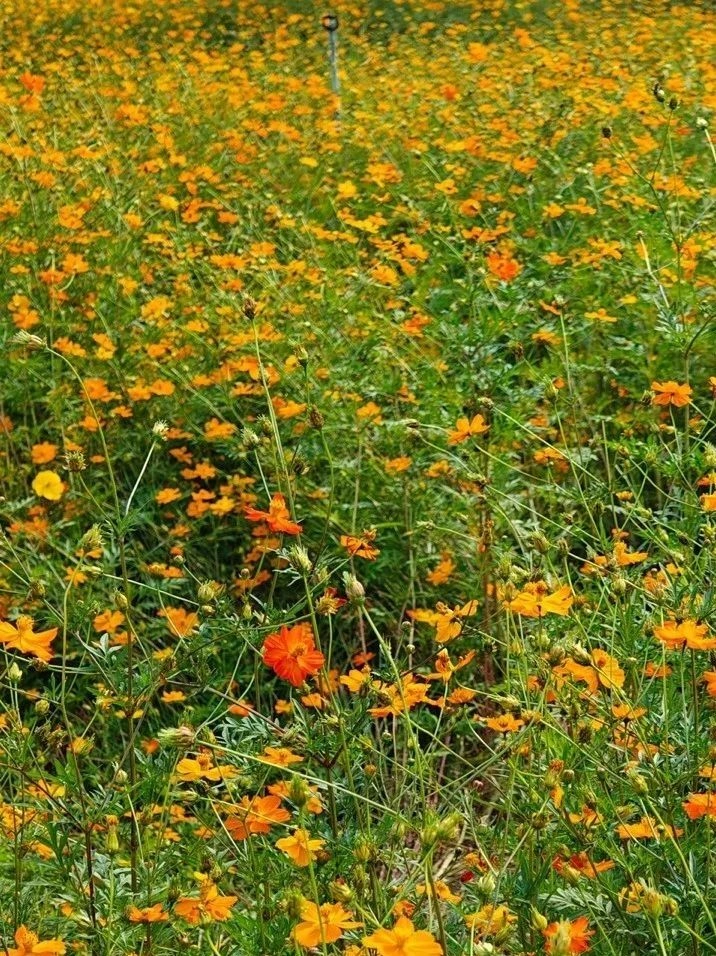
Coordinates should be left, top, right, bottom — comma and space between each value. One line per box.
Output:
32, 469, 64, 500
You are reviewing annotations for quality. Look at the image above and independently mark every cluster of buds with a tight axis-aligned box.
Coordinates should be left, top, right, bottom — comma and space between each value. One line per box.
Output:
420, 811, 461, 850
619, 879, 678, 917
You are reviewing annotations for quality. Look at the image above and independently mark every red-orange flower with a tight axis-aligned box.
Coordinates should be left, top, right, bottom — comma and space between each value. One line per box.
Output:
262, 622, 325, 686
683, 793, 716, 820
543, 916, 593, 953
245, 493, 302, 535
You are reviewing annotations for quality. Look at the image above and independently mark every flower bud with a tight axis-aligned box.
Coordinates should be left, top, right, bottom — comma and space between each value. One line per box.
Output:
197, 580, 222, 603
342, 572, 365, 605
8, 662, 23, 682
475, 872, 496, 897
80, 524, 104, 553
13, 330, 46, 349
288, 545, 313, 575
157, 726, 196, 751
330, 880, 353, 903
308, 406, 324, 430
105, 815, 119, 853
353, 839, 374, 862
288, 775, 312, 808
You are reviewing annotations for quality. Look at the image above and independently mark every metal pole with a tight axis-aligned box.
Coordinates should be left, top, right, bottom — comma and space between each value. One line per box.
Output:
322, 13, 341, 118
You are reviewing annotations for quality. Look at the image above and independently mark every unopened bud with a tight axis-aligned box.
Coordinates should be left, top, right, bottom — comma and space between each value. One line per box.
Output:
157, 726, 196, 751
342, 572, 365, 605
288, 545, 313, 575
8, 662, 23, 682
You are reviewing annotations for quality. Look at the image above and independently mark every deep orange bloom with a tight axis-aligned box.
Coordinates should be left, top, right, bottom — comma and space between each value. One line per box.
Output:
127, 903, 169, 923
650, 380, 692, 407
245, 493, 302, 535
486, 251, 522, 282
702, 671, 716, 697
262, 622, 325, 686
683, 793, 716, 820
544, 916, 593, 953
552, 852, 614, 879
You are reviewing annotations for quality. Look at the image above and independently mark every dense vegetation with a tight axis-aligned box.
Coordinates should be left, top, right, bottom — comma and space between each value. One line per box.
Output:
0, 1, 715, 953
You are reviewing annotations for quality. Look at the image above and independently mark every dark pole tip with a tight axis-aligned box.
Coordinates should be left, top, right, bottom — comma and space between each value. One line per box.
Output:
322, 13, 338, 31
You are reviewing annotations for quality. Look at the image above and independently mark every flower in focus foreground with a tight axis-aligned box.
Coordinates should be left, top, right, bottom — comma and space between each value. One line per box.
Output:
262, 622, 325, 686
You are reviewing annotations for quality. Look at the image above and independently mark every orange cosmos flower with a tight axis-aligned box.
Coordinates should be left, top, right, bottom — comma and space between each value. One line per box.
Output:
258, 746, 303, 767
507, 582, 573, 617
553, 852, 614, 879
701, 493, 716, 511
262, 622, 325, 686
484, 713, 524, 734
617, 815, 682, 841
362, 916, 443, 955
4, 927, 65, 956
702, 671, 716, 697
128, 903, 169, 923
683, 793, 716, 820
161, 606, 199, 638
653, 619, 716, 651
448, 413, 489, 445
225, 793, 291, 840
408, 600, 478, 644
293, 900, 361, 948
0, 615, 58, 662
30, 442, 58, 465
543, 916, 593, 953
244, 493, 302, 535
486, 251, 522, 282
174, 876, 237, 924
650, 380, 692, 407
173, 753, 238, 783
589, 649, 625, 690
275, 828, 325, 866
340, 528, 380, 559
19, 73, 45, 95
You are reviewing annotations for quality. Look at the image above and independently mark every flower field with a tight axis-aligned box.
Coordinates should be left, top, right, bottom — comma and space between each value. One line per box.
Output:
0, 0, 715, 953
